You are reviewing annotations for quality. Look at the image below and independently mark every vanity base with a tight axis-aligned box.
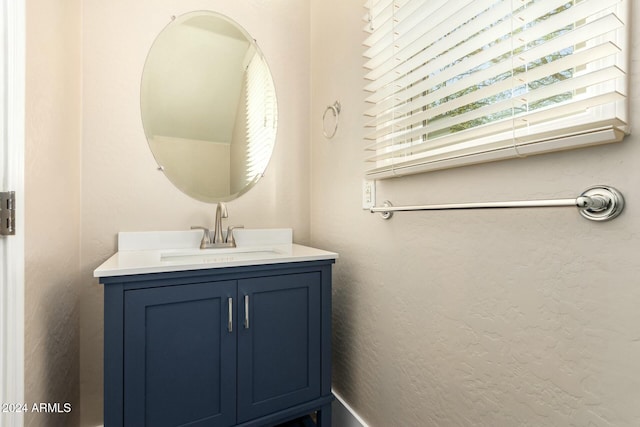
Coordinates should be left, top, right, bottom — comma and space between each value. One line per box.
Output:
101, 260, 334, 427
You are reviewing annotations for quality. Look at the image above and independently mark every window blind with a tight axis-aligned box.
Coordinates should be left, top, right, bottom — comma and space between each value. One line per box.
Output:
245, 53, 277, 184
363, 0, 629, 179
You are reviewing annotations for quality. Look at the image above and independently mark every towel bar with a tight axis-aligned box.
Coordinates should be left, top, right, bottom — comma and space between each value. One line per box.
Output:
370, 185, 624, 222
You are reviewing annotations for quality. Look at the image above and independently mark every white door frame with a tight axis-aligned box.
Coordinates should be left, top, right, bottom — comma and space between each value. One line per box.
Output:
1, 0, 25, 425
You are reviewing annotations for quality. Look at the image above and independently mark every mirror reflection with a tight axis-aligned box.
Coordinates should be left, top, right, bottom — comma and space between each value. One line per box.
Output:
141, 11, 277, 202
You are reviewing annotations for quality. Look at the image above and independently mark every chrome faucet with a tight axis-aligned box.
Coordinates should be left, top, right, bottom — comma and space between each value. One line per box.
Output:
213, 202, 228, 244
191, 202, 243, 249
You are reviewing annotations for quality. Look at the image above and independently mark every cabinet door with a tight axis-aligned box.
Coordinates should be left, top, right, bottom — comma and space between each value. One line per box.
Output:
124, 281, 236, 427
237, 272, 321, 423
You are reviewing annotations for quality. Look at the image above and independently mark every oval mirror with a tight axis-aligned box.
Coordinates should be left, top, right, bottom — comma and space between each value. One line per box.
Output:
141, 11, 278, 202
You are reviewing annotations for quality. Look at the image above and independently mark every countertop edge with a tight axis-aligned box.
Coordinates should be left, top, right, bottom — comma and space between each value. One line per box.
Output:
94, 244, 338, 279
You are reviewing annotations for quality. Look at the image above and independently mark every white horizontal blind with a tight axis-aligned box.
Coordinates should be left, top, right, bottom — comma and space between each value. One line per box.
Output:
245, 53, 277, 183
363, 0, 629, 179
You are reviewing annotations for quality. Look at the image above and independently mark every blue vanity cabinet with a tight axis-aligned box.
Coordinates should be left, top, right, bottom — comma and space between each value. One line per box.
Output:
237, 273, 321, 423
123, 280, 237, 426
101, 260, 334, 427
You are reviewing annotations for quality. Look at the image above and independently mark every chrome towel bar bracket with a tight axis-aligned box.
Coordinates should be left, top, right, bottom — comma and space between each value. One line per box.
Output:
370, 185, 624, 222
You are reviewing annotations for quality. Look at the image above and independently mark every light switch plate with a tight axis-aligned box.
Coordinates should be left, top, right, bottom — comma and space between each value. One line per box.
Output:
362, 179, 376, 209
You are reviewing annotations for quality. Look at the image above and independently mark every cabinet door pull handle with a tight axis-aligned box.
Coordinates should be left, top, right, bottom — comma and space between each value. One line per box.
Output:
228, 297, 233, 333
244, 295, 250, 329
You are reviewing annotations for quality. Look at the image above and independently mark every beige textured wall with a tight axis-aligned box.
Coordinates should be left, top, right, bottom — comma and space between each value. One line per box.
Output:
79, 1, 311, 425
310, 2, 640, 427
24, 0, 82, 425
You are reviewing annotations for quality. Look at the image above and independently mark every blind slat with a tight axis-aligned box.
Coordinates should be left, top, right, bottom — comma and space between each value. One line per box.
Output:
366, 46, 622, 141
365, 0, 507, 73
366, 91, 625, 161
364, 0, 470, 62
366, 40, 619, 127
365, 5, 621, 99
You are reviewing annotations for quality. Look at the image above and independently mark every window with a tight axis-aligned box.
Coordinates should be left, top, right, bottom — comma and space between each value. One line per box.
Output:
363, 0, 629, 179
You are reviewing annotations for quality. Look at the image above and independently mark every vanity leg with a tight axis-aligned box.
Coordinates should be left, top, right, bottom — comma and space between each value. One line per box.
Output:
316, 403, 332, 427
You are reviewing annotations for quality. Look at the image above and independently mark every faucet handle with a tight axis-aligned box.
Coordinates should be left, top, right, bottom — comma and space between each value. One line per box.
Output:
225, 225, 244, 246
191, 226, 212, 249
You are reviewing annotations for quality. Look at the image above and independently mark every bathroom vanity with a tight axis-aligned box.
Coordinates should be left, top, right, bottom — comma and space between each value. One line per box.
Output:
95, 230, 337, 427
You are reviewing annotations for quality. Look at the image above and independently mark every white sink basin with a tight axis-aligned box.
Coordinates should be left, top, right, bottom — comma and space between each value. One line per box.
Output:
160, 247, 283, 263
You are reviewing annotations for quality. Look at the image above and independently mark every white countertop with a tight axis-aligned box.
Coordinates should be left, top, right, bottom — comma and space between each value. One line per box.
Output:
94, 229, 338, 278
